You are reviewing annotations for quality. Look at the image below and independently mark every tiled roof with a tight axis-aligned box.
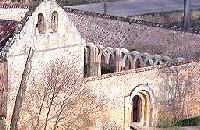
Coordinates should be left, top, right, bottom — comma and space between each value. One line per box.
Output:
0, 20, 18, 50
65, 8, 200, 60
0, 2, 40, 60
0, 3, 29, 9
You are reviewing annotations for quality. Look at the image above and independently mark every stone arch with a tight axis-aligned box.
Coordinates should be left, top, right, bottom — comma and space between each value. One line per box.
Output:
37, 13, 45, 34
141, 53, 151, 66
122, 51, 147, 69
102, 47, 115, 65
160, 56, 172, 65
151, 55, 162, 65
101, 47, 115, 74
120, 48, 129, 58
125, 55, 134, 69
129, 84, 157, 127
134, 58, 142, 68
51, 11, 58, 32
85, 43, 103, 76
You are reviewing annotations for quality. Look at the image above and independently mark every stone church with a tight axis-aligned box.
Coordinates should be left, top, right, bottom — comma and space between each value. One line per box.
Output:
0, 0, 199, 130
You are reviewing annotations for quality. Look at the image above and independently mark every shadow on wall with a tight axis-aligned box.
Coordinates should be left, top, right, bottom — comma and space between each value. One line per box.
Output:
130, 126, 137, 130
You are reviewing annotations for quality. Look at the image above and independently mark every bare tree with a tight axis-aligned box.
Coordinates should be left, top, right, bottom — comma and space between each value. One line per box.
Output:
10, 48, 35, 130
17, 59, 108, 130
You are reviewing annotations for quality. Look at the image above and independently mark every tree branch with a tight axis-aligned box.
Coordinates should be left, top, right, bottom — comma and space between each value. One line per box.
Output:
10, 48, 35, 130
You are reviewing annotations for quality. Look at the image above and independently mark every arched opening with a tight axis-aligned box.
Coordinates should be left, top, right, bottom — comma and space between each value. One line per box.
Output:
101, 54, 115, 75
37, 13, 45, 34
51, 11, 58, 32
131, 91, 152, 126
135, 58, 141, 68
132, 95, 142, 122
125, 85, 156, 129
124, 56, 133, 70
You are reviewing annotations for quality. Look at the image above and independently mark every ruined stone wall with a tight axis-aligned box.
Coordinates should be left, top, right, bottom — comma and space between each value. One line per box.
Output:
6, 1, 85, 127
84, 61, 200, 129
0, 4, 29, 21
67, 10, 200, 59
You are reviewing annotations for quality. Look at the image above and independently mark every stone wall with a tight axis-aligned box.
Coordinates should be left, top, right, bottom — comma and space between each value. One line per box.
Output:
1, 2, 199, 129
133, 9, 200, 24
66, 9, 200, 60
84, 61, 200, 129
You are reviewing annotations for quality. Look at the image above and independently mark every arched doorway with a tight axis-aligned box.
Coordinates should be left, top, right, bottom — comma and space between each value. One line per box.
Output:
125, 85, 157, 129
131, 90, 152, 126
132, 95, 142, 122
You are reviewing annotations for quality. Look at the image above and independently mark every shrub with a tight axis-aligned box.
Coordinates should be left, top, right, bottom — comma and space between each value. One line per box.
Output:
174, 117, 200, 127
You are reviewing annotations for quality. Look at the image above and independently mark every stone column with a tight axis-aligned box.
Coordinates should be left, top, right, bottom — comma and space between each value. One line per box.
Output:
124, 96, 132, 130
89, 46, 101, 76
90, 62, 101, 76
115, 48, 122, 72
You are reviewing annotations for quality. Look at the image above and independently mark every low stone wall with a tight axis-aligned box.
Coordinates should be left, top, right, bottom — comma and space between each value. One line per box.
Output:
133, 9, 200, 24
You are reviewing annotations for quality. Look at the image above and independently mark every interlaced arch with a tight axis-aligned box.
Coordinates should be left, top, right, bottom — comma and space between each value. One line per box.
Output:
129, 84, 157, 126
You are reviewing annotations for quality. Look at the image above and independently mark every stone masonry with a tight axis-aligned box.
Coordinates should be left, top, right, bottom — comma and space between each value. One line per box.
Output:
0, 1, 199, 130
84, 61, 200, 129
4, 0, 85, 127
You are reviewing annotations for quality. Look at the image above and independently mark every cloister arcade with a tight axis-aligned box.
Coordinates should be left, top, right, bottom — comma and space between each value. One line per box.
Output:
84, 42, 173, 77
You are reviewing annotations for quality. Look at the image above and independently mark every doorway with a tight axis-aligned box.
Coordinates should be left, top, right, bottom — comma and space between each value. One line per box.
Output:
132, 95, 142, 122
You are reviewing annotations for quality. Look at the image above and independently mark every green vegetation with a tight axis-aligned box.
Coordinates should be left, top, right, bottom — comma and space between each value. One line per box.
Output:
174, 117, 200, 127
157, 116, 200, 128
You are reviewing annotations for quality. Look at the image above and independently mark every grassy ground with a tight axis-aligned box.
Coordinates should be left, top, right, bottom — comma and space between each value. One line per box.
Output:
131, 117, 200, 130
